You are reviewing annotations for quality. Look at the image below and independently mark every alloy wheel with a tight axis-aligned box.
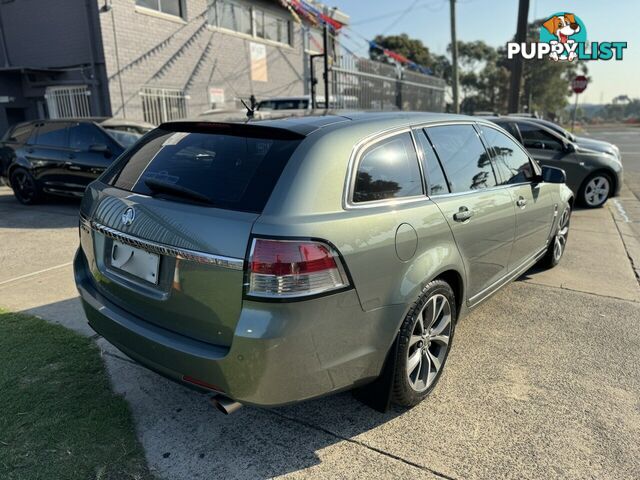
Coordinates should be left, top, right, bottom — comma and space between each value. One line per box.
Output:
584, 175, 610, 207
406, 293, 452, 392
12, 170, 36, 203
553, 207, 571, 262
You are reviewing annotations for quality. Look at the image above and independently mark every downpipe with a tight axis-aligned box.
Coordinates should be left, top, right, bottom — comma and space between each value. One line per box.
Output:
210, 395, 243, 415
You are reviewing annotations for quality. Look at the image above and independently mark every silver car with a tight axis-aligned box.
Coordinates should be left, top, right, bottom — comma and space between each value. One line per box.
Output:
74, 113, 573, 412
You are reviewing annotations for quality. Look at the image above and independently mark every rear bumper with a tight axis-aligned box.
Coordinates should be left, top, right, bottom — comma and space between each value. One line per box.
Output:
74, 248, 404, 406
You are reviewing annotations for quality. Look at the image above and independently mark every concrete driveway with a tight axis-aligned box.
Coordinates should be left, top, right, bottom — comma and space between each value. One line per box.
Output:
1, 182, 639, 479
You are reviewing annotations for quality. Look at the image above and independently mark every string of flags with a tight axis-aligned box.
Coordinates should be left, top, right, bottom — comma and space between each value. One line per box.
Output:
281, 0, 433, 75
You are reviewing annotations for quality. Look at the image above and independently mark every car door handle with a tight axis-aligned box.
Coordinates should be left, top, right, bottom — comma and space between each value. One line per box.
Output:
453, 207, 474, 222
516, 197, 527, 208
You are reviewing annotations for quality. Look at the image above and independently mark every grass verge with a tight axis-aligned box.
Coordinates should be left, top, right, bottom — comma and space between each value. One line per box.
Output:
0, 310, 153, 479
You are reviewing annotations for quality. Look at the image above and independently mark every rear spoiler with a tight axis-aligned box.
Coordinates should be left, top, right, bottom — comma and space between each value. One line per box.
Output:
158, 121, 305, 141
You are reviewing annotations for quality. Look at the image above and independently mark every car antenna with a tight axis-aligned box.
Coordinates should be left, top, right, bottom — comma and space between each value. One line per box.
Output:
240, 98, 255, 120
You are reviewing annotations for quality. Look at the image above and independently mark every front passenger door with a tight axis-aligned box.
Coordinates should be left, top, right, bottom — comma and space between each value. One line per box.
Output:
67, 123, 119, 192
479, 124, 555, 270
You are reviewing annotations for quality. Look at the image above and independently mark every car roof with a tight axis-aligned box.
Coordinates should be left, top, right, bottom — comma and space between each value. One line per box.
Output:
172, 111, 479, 137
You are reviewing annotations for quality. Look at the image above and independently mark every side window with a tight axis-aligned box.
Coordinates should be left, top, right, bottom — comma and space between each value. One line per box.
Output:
7, 124, 34, 143
518, 123, 564, 151
33, 123, 69, 148
495, 121, 521, 141
353, 132, 423, 203
69, 123, 109, 151
481, 126, 534, 185
427, 124, 496, 193
415, 129, 449, 196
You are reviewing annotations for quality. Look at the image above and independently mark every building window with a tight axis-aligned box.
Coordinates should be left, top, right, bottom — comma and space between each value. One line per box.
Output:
140, 87, 187, 125
208, 0, 292, 46
136, 0, 183, 18
45, 86, 92, 119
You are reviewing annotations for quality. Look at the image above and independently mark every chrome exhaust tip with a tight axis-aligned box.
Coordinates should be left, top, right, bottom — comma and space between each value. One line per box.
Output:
210, 395, 243, 415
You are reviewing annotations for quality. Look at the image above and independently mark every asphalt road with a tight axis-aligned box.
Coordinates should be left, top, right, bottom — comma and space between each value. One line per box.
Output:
1, 126, 640, 479
583, 125, 640, 199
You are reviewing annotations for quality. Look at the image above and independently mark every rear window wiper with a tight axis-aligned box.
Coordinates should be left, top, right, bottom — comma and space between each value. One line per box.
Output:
143, 177, 214, 205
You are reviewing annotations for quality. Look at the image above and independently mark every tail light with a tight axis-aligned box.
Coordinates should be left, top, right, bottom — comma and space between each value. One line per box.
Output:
247, 238, 350, 299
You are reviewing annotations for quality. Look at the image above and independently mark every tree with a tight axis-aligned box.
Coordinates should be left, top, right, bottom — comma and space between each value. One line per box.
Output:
369, 34, 451, 80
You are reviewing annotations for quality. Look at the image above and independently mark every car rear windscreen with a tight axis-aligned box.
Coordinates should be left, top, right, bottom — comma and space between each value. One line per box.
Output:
109, 127, 302, 213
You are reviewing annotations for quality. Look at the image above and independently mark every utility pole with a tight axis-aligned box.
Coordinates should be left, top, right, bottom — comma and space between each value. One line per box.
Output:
508, 0, 530, 113
322, 22, 330, 108
449, 0, 459, 113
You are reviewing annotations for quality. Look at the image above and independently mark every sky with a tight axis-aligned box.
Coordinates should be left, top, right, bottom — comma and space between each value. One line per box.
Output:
330, 0, 639, 104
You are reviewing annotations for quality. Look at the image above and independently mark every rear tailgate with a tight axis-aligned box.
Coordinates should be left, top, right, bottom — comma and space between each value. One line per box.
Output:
79, 122, 303, 346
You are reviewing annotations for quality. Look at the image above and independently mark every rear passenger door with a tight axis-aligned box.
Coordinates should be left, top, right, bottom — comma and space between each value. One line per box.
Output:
25, 122, 72, 190
419, 124, 516, 302
478, 124, 555, 269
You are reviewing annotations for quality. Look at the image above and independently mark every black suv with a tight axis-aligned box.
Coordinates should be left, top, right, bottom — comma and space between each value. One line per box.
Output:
0, 118, 149, 204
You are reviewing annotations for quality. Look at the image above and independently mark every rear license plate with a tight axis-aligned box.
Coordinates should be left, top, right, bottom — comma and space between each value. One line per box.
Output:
110, 240, 160, 284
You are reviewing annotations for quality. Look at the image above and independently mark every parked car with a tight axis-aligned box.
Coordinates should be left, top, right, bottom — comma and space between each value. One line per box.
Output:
74, 113, 573, 412
485, 117, 623, 208
0, 118, 149, 204
518, 117, 621, 160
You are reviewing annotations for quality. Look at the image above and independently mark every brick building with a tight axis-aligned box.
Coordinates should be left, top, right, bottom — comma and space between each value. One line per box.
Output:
0, 0, 348, 134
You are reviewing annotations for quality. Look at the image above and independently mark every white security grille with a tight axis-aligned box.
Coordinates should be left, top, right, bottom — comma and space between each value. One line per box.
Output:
45, 86, 92, 118
140, 87, 188, 125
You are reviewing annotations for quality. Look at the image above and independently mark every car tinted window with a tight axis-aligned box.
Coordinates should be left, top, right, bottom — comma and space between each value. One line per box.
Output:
494, 121, 520, 140
69, 123, 109, 150
34, 123, 68, 147
353, 132, 423, 203
481, 126, 533, 185
427, 124, 496, 193
6, 123, 34, 143
415, 129, 449, 196
110, 128, 301, 213
517, 123, 564, 151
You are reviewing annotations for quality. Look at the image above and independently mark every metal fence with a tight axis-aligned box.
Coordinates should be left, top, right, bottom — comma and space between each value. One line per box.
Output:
140, 87, 188, 125
45, 86, 92, 119
332, 56, 446, 112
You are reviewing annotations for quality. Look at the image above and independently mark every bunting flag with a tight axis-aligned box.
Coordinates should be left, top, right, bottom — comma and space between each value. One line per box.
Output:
283, 0, 433, 76
368, 40, 433, 75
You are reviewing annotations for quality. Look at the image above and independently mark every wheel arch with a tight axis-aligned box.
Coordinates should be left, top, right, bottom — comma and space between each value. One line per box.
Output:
433, 269, 464, 319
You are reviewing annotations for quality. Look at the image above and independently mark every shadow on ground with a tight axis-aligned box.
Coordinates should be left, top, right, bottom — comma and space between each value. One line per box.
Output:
0, 189, 80, 229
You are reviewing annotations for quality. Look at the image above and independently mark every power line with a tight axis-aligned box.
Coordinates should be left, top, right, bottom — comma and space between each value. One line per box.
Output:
350, 0, 446, 26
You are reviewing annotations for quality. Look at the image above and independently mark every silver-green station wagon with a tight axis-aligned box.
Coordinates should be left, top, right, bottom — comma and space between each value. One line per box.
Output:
74, 112, 573, 413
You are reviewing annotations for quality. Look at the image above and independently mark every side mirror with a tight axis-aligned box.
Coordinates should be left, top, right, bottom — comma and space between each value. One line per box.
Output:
89, 143, 112, 157
563, 142, 576, 153
542, 166, 566, 184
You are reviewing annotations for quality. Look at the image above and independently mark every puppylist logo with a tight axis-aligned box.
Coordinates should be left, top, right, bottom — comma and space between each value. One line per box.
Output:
507, 12, 627, 62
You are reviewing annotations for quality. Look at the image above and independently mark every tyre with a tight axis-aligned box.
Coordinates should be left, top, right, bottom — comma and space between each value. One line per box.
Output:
9, 167, 42, 205
392, 279, 457, 407
541, 204, 571, 268
579, 172, 612, 208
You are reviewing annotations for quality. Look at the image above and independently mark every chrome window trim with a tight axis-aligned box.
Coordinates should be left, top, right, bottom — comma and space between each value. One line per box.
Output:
343, 126, 428, 210
82, 216, 244, 271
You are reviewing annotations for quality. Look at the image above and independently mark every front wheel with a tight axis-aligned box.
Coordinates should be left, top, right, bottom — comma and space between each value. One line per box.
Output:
580, 173, 611, 208
392, 280, 456, 407
541, 204, 571, 268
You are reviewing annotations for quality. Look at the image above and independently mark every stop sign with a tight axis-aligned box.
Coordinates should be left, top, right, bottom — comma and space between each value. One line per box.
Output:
572, 75, 588, 94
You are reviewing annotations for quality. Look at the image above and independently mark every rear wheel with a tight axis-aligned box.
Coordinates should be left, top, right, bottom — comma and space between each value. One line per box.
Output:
10, 168, 42, 205
392, 280, 456, 407
541, 204, 571, 268
580, 173, 611, 208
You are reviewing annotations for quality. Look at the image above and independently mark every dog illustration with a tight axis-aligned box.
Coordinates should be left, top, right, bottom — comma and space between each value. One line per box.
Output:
543, 13, 581, 61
